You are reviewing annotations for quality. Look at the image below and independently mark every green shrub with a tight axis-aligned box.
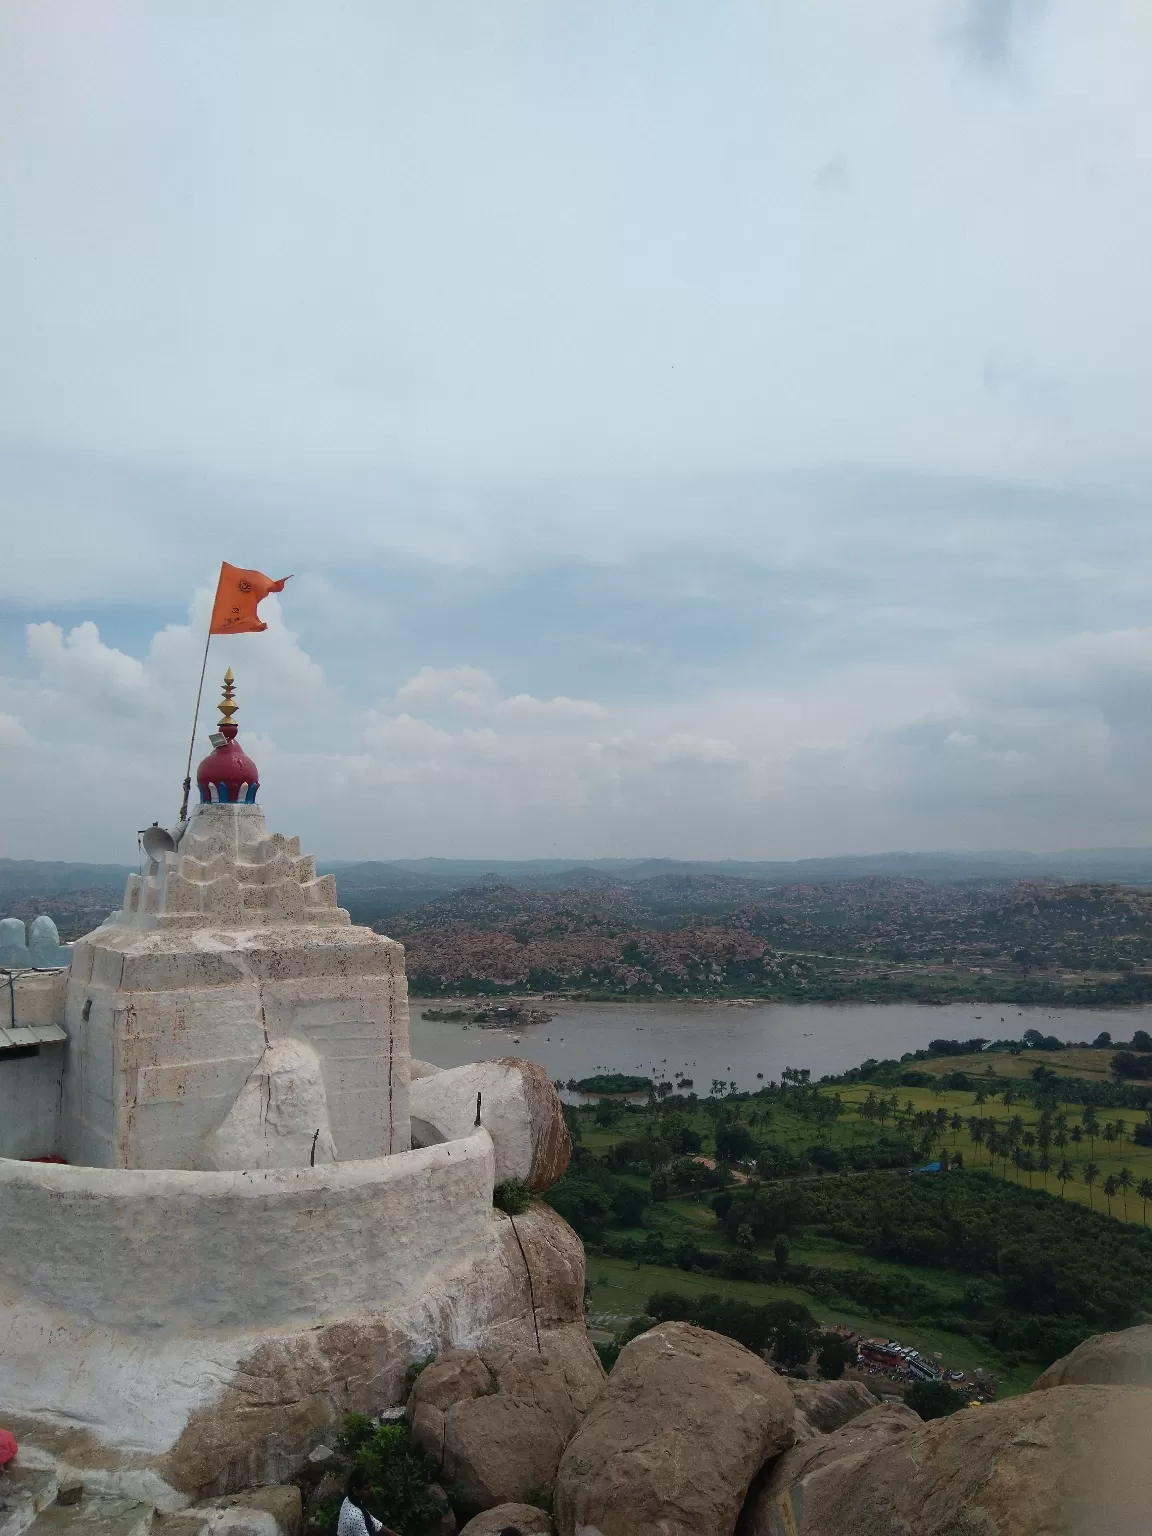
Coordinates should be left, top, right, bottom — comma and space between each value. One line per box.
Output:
315, 1415, 454, 1536
905, 1380, 966, 1421
646, 1288, 819, 1361
816, 1332, 856, 1380
494, 1178, 532, 1215
593, 1339, 620, 1372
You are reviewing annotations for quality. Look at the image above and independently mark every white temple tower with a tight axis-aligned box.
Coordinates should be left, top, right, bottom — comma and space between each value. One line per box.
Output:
60, 672, 411, 1170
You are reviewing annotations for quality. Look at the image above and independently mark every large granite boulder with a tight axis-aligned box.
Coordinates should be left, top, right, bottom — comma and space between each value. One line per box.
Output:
1032, 1324, 1152, 1391
746, 1385, 1152, 1535
457, 1506, 555, 1536
408, 1325, 604, 1514
737, 1404, 920, 1535
786, 1378, 877, 1436
553, 1322, 794, 1536
410, 1059, 571, 1192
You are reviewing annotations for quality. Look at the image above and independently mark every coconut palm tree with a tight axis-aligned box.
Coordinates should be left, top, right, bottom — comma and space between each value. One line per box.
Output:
1021, 1134, 1036, 1186
1038, 1150, 1052, 1191
1070, 1124, 1084, 1152
1138, 1177, 1152, 1225
1057, 1159, 1074, 1198
1082, 1105, 1099, 1159
1104, 1174, 1118, 1216
1118, 1167, 1134, 1221
1083, 1162, 1100, 1210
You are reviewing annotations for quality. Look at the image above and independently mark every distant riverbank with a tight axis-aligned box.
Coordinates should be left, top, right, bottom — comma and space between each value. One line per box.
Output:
410, 997, 1152, 1098
411, 968, 1152, 1008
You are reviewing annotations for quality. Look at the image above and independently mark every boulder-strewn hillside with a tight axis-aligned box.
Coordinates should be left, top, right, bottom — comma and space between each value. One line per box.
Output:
382, 871, 1152, 999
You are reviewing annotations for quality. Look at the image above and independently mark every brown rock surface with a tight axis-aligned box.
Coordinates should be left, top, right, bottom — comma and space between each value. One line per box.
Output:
738, 1404, 920, 1536
1031, 1323, 1152, 1391
785, 1378, 877, 1434
409, 1327, 604, 1513
495, 1058, 572, 1192
457, 1505, 555, 1536
501, 1204, 587, 1332
553, 1322, 794, 1536
750, 1385, 1152, 1536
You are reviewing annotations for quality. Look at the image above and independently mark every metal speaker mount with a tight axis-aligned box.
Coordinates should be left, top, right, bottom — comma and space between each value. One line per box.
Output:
141, 823, 177, 864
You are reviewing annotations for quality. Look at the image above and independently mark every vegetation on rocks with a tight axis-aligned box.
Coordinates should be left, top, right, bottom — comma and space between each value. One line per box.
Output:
494, 1177, 533, 1214
316, 1414, 455, 1536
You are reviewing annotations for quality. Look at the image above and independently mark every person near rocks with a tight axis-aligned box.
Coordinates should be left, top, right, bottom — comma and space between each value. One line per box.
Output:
336, 1466, 400, 1536
0, 1428, 17, 1473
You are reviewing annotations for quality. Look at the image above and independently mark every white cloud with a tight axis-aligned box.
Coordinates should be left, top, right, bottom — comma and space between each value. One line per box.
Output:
6, 604, 1152, 859
655, 734, 741, 766
394, 667, 500, 712
499, 694, 605, 720
26, 621, 147, 713
0, 713, 34, 749
389, 666, 604, 722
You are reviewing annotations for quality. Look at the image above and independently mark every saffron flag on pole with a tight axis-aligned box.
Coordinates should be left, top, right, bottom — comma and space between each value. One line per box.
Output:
209, 562, 292, 635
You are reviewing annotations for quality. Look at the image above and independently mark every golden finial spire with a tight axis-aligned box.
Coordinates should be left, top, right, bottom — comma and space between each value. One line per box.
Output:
218, 669, 238, 730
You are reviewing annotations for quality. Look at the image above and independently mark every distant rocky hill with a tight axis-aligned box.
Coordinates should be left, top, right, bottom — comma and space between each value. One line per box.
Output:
0, 859, 131, 940
388, 874, 1152, 1001
9, 853, 1152, 995
0, 858, 132, 900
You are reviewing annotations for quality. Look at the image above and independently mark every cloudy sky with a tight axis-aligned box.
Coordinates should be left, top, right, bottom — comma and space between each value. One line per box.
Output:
2, 0, 1152, 863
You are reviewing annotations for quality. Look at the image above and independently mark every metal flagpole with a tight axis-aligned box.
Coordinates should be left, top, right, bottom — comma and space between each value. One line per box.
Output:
178, 627, 213, 824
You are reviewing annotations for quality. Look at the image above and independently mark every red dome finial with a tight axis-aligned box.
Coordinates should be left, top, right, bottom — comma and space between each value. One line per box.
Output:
196, 670, 260, 804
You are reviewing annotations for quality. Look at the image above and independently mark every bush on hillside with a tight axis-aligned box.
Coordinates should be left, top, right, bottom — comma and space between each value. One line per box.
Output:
905, 1380, 966, 1421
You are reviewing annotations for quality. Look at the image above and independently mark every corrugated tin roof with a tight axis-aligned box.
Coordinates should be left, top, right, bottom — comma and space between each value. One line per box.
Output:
0, 1024, 67, 1051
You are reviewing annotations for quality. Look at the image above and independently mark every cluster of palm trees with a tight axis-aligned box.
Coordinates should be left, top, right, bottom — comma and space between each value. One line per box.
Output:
959, 1100, 1152, 1219
850, 1086, 1152, 1223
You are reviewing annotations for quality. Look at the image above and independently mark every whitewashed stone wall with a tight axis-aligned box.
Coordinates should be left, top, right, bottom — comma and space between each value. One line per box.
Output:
0, 1048, 64, 1158
0, 1132, 591, 1497
0, 971, 68, 1159
0, 1131, 495, 1330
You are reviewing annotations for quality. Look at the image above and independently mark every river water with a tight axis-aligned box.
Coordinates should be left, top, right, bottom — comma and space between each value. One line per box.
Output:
410, 998, 1152, 1096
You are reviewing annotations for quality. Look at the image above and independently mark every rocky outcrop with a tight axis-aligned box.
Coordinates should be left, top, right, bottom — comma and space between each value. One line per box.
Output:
409, 1059, 571, 1192
408, 1325, 604, 1514
748, 1384, 1152, 1536
157, 1487, 303, 1536
738, 1403, 920, 1535
554, 1322, 794, 1536
1031, 1324, 1152, 1391
457, 1504, 555, 1535
785, 1379, 876, 1436
0, 1464, 61, 1536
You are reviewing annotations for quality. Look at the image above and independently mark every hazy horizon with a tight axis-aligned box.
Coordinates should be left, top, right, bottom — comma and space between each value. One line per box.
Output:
3, 2, 1152, 862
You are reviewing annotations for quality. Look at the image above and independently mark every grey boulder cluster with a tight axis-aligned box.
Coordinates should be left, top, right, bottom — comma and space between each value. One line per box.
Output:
409, 1320, 1152, 1536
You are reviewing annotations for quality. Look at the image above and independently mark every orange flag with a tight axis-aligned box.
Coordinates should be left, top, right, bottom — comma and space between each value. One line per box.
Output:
209, 562, 292, 635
